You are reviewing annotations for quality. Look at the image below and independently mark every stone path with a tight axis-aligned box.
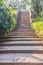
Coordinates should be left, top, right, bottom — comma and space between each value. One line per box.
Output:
15, 11, 32, 31
0, 11, 43, 65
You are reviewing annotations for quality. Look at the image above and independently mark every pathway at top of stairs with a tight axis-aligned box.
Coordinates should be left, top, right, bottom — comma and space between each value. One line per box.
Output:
0, 11, 43, 65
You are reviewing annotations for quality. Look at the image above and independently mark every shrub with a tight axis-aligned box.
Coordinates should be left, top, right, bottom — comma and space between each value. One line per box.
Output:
34, 16, 41, 22
8, 7, 17, 16
0, 2, 16, 37
32, 22, 43, 36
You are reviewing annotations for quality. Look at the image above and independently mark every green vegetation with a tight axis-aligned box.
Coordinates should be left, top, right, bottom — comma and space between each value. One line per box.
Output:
8, 7, 17, 17
32, 21, 43, 37
34, 16, 43, 22
32, 0, 42, 17
31, 0, 43, 37
0, 0, 16, 37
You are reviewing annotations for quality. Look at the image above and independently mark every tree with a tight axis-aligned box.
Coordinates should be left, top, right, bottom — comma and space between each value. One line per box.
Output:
32, 0, 42, 17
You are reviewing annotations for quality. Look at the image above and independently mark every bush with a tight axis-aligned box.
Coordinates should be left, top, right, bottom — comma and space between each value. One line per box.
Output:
0, 2, 16, 37
34, 16, 41, 22
32, 22, 43, 36
8, 7, 17, 16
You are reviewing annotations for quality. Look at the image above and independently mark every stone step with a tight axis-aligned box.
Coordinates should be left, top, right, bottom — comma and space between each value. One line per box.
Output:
20, 21, 31, 24
0, 53, 43, 64
0, 41, 43, 46
0, 63, 43, 65
15, 29, 34, 32
1, 38, 41, 41
5, 36, 38, 38
6, 32, 38, 38
0, 46, 43, 53
18, 25, 31, 29
11, 31, 35, 34
6, 34, 38, 37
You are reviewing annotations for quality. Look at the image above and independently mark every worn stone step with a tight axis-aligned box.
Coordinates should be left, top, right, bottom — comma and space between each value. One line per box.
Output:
10, 31, 35, 33
20, 21, 31, 24
18, 25, 31, 29
0, 63, 43, 65
1, 38, 41, 41
0, 46, 43, 53
4, 32, 38, 37
15, 29, 34, 32
5, 36, 38, 38
11, 31, 36, 35
5, 35, 38, 38
0, 53, 43, 64
5, 31, 38, 38
0, 41, 43, 46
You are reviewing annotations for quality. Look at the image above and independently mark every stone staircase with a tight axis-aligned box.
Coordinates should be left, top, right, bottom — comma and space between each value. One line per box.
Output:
0, 11, 43, 65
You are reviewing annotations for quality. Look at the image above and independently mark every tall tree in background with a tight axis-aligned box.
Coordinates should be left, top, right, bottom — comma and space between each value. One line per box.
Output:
32, 0, 42, 17
0, 0, 4, 6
